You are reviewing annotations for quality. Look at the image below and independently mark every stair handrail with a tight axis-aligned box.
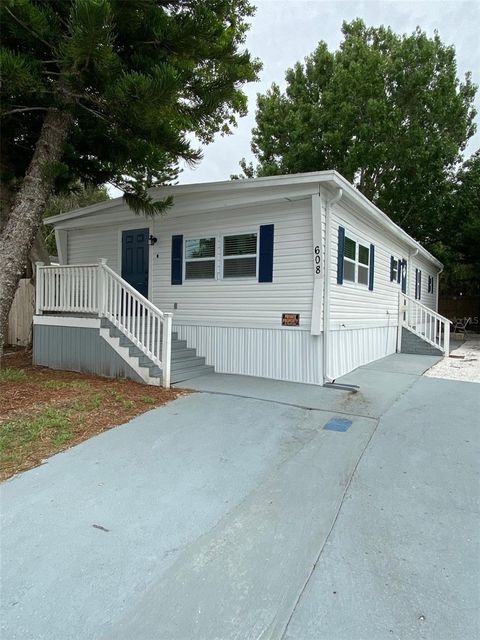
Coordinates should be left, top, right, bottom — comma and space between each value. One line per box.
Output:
398, 292, 451, 356
99, 262, 165, 319
99, 261, 172, 387
399, 292, 451, 323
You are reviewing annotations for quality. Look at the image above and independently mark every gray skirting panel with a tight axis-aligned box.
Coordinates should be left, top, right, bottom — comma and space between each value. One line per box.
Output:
33, 324, 144, 383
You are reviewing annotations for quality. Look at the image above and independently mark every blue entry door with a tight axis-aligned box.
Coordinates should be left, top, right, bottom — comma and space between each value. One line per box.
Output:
121, 228, 149, 298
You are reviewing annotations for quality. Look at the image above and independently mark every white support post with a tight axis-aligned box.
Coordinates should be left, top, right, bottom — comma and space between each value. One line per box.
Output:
444, 321, 450, 358
35, 262, 44, 314
97, 259, 107, 317
310, 192, 323, 335
162, 312, 173, 388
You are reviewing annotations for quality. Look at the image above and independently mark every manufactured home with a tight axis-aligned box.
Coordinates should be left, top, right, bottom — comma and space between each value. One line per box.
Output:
34, 171, 451, 387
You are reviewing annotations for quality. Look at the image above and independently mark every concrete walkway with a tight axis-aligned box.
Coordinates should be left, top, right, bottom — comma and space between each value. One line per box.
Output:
1, 354, 479, 640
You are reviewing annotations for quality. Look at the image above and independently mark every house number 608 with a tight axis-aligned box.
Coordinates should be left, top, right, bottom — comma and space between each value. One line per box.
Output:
314, 245, 321, 274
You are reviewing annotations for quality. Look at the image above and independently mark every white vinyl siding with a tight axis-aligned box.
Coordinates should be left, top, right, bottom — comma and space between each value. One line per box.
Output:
410, 255, 438, 311
151, 199, 313, 329
329, 197, 410, 330
67, 225, 119, 273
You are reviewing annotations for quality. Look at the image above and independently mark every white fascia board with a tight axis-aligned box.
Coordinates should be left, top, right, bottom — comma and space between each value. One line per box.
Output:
45, 171, 337, 225
54, 185, 321, 230
46, 168, 441, 270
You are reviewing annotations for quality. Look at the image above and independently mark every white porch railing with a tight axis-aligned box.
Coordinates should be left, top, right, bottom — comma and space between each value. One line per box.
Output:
397, 292, 451, 356
35, 260, 173, 387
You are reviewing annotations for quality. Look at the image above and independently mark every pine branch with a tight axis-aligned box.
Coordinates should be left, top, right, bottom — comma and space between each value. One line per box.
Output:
1, 106, 48, 117
5, 8, 53, 50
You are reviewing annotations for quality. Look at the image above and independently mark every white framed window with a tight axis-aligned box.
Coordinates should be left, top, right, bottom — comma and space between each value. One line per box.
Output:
184, 237, 216, 280
344, 235, 370, 286
415, 269, 422, 300
222, 232, 258, 278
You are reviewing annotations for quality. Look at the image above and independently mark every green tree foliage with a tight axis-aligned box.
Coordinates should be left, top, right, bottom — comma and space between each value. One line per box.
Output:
0, 0, 261, 355
432, 150, 480, 294
43, 184, 110, 256
1, 0, 261, 214
237, 20, 477, 248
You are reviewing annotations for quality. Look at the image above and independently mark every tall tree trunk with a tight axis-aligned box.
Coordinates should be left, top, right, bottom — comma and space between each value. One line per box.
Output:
0, 107, 72, 361
0, 152, 16, 235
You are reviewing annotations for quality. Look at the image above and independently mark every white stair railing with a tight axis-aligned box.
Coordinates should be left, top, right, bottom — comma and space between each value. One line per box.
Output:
35, 260, 173, 387
398, 292, 451, 356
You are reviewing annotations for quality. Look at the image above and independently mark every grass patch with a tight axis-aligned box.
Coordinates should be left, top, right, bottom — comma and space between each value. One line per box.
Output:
0, 408, 73, 464
0, 368, 28, 382
108, 389, 134, 409
72, 393, 104, 412
1, 349, 183, 480
42, 380, 91, 391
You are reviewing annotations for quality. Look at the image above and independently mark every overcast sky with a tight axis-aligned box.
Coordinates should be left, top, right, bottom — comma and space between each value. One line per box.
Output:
177, 0, 480, 185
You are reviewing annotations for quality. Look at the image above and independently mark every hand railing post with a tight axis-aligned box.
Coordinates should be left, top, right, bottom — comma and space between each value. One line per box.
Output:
162, 312, 173, 388
35, 262, 44, 314
444, 320, 450, 357
97, 258, 107, 316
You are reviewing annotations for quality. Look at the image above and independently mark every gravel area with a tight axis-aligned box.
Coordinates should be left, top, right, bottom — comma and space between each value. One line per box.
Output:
424, 339, 480, 383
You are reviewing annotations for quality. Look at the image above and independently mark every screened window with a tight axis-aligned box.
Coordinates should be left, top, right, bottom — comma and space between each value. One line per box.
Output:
223, 233, 257, 278
185, 237, 216, 279
391, 257, 398, 282
415, 269, 422, 300
428, 275, 434, 294
344, 236, 369, 285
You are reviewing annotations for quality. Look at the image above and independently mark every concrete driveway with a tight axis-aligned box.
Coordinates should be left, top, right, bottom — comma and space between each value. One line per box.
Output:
1, 354, 479, 640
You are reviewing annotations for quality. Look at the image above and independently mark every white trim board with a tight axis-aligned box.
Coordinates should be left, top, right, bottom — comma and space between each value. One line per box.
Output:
46, 171, 442, 270
33, 315, 101, 328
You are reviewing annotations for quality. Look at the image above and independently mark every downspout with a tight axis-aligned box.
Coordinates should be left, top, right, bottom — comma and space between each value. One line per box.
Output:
322, 187, 343, 384
436, 266, 443, 313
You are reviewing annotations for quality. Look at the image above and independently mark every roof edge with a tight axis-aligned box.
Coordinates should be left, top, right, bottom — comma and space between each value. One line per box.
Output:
46, 170, 442, 269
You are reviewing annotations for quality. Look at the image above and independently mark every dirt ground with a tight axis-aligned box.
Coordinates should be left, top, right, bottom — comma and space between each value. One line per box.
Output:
424, 339, 480, 383
0, 349, 185, 481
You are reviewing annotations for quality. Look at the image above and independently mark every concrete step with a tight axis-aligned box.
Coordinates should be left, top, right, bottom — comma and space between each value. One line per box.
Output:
147, 363, 214, 383
171, 348, 198, 362
171, 365, 215, 383
171, 357, 207, 373
171, 339, 188, 351
138, 354, 206, 371
101, 317, 214, 385
401, 327, 443, 356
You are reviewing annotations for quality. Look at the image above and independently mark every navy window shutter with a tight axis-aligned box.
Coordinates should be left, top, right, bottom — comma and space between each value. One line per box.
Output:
397, 258, 402, 283
337, 226, 345, 284
419, 270, 422, 299
390, 256, 395, 282
258, 224, 274, 282
369, 244, 375, 290
171, 235, 183, 285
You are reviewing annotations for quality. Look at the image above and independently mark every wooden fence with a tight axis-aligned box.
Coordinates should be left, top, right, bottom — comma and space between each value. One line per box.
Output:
6, 278, 35, 347
439, 295, 480, 332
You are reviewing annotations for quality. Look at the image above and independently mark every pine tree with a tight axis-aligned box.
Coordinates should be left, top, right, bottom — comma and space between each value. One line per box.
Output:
0, 0, 261, 355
